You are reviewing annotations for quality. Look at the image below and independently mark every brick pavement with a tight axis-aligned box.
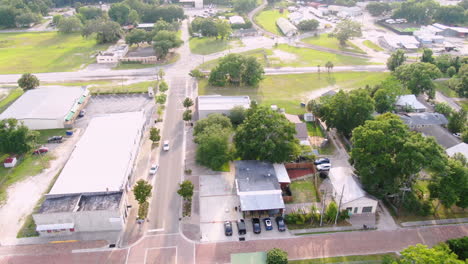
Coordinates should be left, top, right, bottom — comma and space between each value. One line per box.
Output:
0, 225, 467, 264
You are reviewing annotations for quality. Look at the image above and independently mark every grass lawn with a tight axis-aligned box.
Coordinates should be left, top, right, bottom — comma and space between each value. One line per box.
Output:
43, 80, 114, 87
36, 129, 68, 144
434, 80, 458, 98
302, 34, 366, 54
290, 180, 318, 203
217, 162, 231, 172
362, 40, 384, 52
0, 154, 53, 204
112, 52, 180, 70
254, 9, 289, 35
0, 32, 109, 74
198, 72, 388, 114
0, 88, 23, 114
198, 48, 269, 70
306, 122, 324, 137
289, 253, 398, 263
89, 81, 158, 94
458, 101, 468, 111
189, 37, 232, 55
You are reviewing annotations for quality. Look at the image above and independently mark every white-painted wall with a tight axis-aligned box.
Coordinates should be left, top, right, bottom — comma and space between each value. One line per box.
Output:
341, 197, 378, 214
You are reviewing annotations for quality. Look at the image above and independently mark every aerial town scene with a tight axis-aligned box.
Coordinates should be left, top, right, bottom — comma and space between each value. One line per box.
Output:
0, 0, 467, 262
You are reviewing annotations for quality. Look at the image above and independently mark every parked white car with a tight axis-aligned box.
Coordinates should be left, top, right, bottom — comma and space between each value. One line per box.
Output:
149, 164, 159, 175
317, 163, 331, 171
163, 140, 170, 151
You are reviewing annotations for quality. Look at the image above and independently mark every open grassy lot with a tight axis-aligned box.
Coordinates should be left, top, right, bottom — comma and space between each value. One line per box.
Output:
189, 37, 240, 55
0, 88, 23, 114
306, 122, 324, 137
112, 52, 180, 70
303, 34, 365, 54
0, 153, 53, 204
290, 180, 319, 203
254, 9, 289, 35
0, 32, 109, 74
289, 253, 398, 263
362, 40, 384, 52
43, 80, 114, 87
89, 81, 158, 94
198, 72, 388, 114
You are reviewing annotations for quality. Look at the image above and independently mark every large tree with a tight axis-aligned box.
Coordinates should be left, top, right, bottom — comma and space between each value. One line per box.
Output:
0, 119, 39, 155
57, 16, 82, 33
394, 62, 442, 98
387, 49, 406, 71
398, 244, 464, 264
447, 109, 467, 133
421, 48, 434, 64
266, 248, 288, 264
125, 28, 147, 46
393, 0, 439, 24
108, 3, 131, 25
82, 19, 122, 44
319, 89, 375, 137
191, 17, 218, 37
209, 53, 264, 87
215, 19, 231, 40
435, 5, 466, 25
233, 0, 256, 13
193, 114, 232, 137
18, 73, 39, 90
373, 88, 395, 114
297, 19, 319, 31
332, 20, 362, 46
152, 30, 183, 59
195, 125, 232, 170
351, 113, 445, 197
366, 2, 391, 16
234, 106, 300, 163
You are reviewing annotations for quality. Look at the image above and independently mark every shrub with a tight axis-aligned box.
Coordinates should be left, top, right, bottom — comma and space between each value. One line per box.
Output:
137, 201, 149, 220
156, 94, 167, 104
159, 81, 169, 92
446, 237, 468, 260
266, 248, 288, 264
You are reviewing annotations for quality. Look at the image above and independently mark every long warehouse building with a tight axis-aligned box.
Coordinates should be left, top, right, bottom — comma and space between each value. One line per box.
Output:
33, 111, 145, 236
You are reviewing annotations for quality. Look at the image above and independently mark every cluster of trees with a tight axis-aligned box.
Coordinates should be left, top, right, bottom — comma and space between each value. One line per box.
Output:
331, 20, 362, 46
284, 202, 349, 226
108, 1, 184, 25
126, 19, 179, 45
0, 0, 48, 28
366, 2, 392, 17
434, 102, 467, 138
0, 119, 39, 155
209, 53, 264, 87
194, 105, 301, 170
297, 19, 319, 32
190, 17, 232, 40
392, 0, 467, 25
82, 18, 122, 43
233, 0, 256, 13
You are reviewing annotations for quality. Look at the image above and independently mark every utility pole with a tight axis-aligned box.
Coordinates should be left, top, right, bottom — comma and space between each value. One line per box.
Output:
319, 189, 327, 227
334, 184, 345, 225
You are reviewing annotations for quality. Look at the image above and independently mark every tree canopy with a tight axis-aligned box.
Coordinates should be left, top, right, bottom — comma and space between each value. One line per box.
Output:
387, 49, 406, 71
429, 158, 468, 209
0, 119, 39, 155
82, 19, 122, 44
152, 30, 183, 59
351, 113, 446, 197
398, 244, 464, 264
332, 20, 362, 46
266, 248, 288, 264
234, 106, 300, 163
177, 180, 194, 201
297, 19, 319, 31
366, 2, 391, 16
209, 54, 264, 87
57, 16, 82, 33
18, 73, 39, 90
133, 179, 152, 205
394, 62, 441, 98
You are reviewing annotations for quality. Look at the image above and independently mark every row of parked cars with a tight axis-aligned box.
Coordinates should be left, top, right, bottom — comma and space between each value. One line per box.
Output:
224, 216, 286, 236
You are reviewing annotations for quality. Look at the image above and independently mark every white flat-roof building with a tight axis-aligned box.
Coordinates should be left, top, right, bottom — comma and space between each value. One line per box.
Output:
0, 86, 88, 130
197, 95, 250, 120
229, 15, 245, 25
96, 44, 129, 64
33, 112, 145, 236
329, 167, 378, 215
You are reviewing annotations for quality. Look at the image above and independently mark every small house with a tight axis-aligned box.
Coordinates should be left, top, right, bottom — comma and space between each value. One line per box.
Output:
4, 156, 17, 168
395, 95, 427, 113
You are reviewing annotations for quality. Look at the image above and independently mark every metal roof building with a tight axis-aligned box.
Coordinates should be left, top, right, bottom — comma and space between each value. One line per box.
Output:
276, 17, 298, 37
197, 95, 250, 120
395, 95, 427, 112
0, 86, 88, 130
229, 15, 245, 24
399, 112, 449, 128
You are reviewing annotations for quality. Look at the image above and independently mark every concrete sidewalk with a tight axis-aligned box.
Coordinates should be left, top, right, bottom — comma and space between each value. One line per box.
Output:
401, 218, 468, 227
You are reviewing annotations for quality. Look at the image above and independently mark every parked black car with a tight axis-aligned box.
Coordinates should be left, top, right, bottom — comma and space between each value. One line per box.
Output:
276, 216, 286, 232
314, 158, 330, 165
237, 219, 246, 235
47, 136, 63, 143
78, 110, 86, 117
252, 218, 261, 234
224, 221, 232, 236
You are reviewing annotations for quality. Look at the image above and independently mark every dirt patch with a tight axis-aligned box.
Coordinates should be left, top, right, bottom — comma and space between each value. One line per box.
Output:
270, 49, 298, 62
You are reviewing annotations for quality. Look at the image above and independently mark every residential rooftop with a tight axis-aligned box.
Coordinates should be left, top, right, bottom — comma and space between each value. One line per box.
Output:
49, 112, 145, 195
0, 86, 86, 121
329, 167, 371, 204
395, 94, 427, 111
235, 161, 280, 192
399, 112, 448, 127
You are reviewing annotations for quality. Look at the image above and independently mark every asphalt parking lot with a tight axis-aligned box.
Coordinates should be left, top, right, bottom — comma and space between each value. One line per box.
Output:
74, 94, 155, 128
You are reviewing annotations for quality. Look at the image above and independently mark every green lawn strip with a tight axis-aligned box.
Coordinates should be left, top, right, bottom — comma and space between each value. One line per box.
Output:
434, 80, 458, 98
274, 45, 372, 67
36, 129, 68, 144
458, 101, 468, 111
89, 81, 158, 94
290, 179, 317, 203
17, 168, 62, 238
0, 32, 110, 74
362, 40, 384, 52
189, 37, 233, 55
254, 9, 289, 35
42, 80, 114, 87
0, 154, 54, 204
302, 34, 366, 54
289, 253, 398, 263
0, 88, 24, 114
199, 72, 388, 115
113, 52, 180, 70
217, 162, 231, 172
306, 122, 324, 137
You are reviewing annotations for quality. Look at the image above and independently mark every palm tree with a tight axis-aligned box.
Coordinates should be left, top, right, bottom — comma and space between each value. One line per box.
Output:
325, 61, 334, 73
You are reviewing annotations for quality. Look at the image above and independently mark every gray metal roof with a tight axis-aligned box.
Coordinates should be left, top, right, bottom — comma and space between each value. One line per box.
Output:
399, 112, 448, 127
239, 193, 285, 211
235, 161, 280, 192
0, 86, 85, 121
395, 95, 427, 111
295, 123, 308, 141
416, 125, 460, 149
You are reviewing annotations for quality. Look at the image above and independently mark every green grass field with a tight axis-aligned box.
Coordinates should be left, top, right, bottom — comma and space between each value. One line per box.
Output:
254, 9, 289, 35
290, 180, 318, 203
434, 80, 458, 98
199, 72, 388, 114
362, 40, 384, 52
302, 34, 365, 54
289, 253, 398, 263
189, 37, 233, 55
89, 81, 158, 94
36, 129, 68, 144
0, 88, 24, 114
0, 32, 110, 74
306, 122, 324, 137
113, 52, 180, 70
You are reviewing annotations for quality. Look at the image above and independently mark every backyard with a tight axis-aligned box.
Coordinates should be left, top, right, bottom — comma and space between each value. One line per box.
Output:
254, 9, 289, 35
302, 34, 365, 54
0, 32, 109, 74
198, 72, 388, 114
290, 179, 319, 203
